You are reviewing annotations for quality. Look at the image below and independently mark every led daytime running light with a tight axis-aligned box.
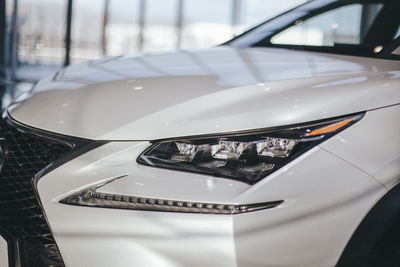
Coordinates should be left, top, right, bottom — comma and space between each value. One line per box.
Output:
60, 178, 283, 214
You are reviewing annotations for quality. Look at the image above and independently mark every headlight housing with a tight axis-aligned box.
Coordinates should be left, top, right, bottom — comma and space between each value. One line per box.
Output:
138, 114, 363, 184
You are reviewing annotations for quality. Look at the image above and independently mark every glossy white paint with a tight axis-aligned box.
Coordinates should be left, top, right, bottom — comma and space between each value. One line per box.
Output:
7, 47, 400, 140
5, 41, 399, 266
37, 137, 386, 266
321, 105, 400, 189
0, 236, 7, 267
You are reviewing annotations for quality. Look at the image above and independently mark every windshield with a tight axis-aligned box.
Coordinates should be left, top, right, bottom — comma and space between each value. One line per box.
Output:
228, 0, 400, 59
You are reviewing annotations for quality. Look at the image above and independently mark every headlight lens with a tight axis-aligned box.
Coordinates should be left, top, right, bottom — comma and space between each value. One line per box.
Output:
138, 114, 363, 184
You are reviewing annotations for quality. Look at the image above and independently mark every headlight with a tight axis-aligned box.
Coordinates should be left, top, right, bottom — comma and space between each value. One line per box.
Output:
138, 114, 363, 184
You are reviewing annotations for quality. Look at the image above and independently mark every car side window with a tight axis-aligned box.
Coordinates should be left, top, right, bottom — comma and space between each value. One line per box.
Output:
270, 3, 383, 47
394, 26, 400, 40
393, 46, 400, 55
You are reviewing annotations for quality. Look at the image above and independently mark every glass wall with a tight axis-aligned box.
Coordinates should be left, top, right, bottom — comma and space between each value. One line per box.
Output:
243, 0, 307, 28
5, 0, 12, 21
71, 0, 104, 63
107, 0, 140, 55
5, 0, 308, 81
181, 0, 232, 49
15, 0, 66, 66
142, 0, 178, 51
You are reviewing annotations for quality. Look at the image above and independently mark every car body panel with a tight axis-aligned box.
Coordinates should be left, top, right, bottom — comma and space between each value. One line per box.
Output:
321, 104, 400, 189
8, 47, 400, 140
0, 236, 7, 267
38, 135, 385, 267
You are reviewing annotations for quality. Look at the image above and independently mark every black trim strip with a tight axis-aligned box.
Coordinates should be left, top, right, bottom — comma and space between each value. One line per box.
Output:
5, 111, 94, 146
150, 112, 365, 143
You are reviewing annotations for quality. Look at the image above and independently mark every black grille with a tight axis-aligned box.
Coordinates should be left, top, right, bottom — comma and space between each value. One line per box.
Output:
0, 119, 73, 267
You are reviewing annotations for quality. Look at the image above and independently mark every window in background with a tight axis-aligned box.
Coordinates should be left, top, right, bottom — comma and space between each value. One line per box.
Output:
271, 3, 383, 46
243, 0, 307, 29
5, 0, 12, 20
5, 0, 13, 66
181, 0, 232, 49
394, 26, 400, 40
14, 0, 66, 66
106, 0, 140, 56
5, 0, 320, 82
393, 45, 400, 55
71, 0, 104, 63
143, 0, 177, 52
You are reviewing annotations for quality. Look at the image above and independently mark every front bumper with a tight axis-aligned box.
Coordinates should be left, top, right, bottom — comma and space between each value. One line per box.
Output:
4, 106, 397, 267
37, 140, 385, 267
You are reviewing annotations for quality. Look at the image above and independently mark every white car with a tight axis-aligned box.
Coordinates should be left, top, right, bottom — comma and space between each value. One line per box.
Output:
1, 0, 399, 266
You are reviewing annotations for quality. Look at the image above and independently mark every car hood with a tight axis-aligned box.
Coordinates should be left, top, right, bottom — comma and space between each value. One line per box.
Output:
8, 46, 400, 140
